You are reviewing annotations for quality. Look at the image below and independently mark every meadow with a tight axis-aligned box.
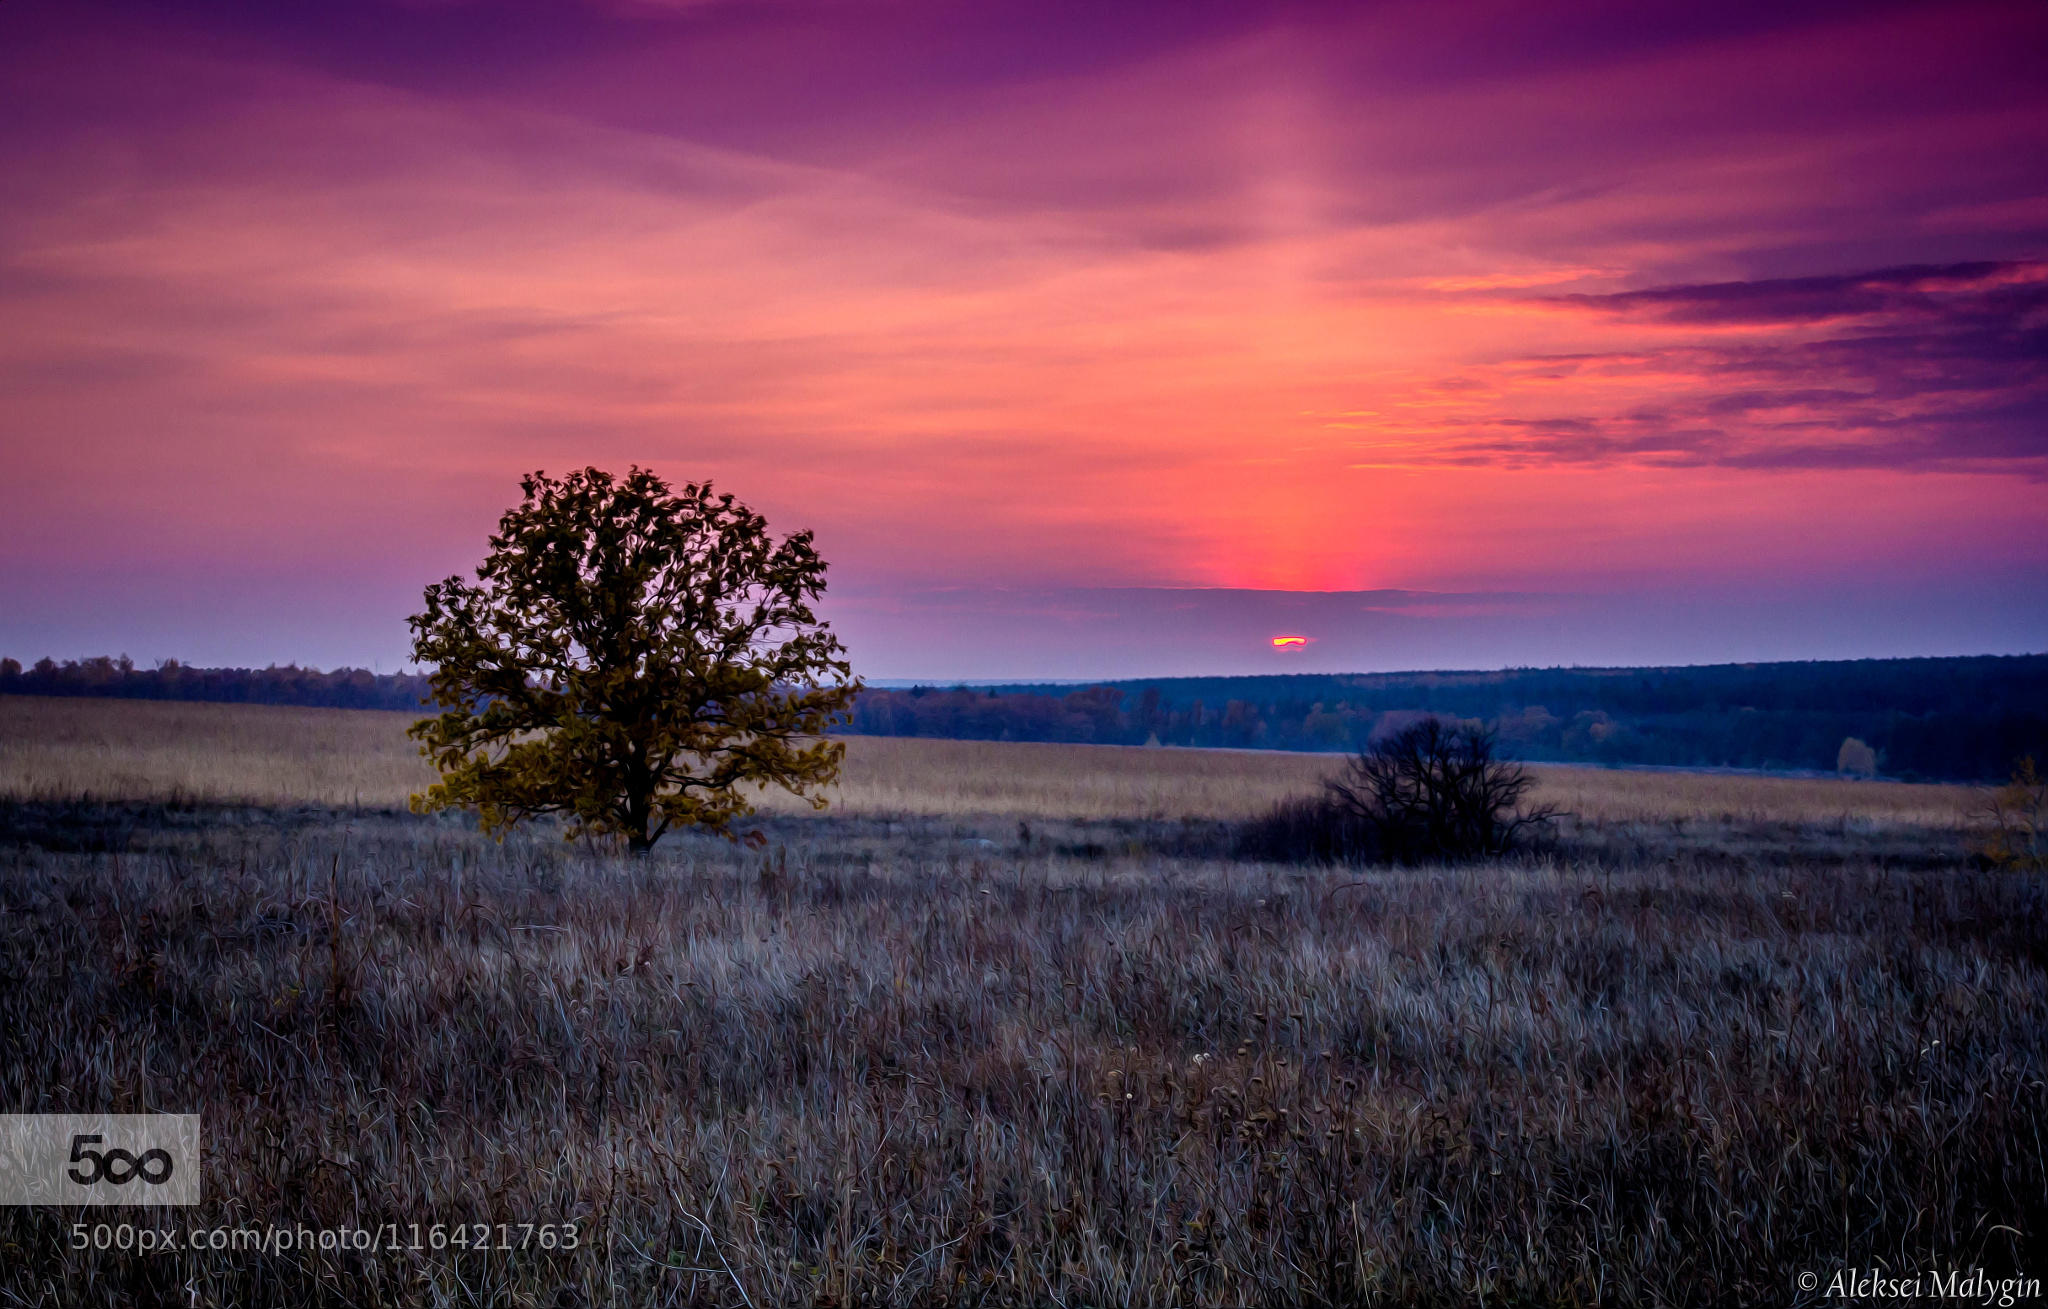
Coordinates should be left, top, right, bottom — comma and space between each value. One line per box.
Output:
0, 695, 2041, 1307
0, 695, 1986, 826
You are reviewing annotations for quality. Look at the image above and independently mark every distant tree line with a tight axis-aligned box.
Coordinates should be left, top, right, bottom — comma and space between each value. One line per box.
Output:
848, 656, 2048, 781
5, 652, 2044, 781
0, 655, 434, 712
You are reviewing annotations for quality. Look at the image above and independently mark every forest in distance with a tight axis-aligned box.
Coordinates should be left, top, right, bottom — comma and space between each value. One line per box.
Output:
3, 651, 2044, 782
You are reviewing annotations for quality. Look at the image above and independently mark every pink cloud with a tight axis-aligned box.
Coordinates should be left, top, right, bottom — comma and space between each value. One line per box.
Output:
0, 0, 2043, 672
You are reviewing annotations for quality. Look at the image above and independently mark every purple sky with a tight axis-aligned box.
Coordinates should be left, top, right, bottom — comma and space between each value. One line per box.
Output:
1, 0, 2044, 679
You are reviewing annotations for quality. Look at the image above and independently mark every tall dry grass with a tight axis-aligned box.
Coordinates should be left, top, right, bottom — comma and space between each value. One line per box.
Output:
0, 811, 2041, 1306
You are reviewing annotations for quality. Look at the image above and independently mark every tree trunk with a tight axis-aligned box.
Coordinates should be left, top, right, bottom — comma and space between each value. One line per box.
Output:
622, 775, 655, 856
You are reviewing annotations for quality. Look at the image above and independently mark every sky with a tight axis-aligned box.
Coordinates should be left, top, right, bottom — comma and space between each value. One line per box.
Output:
1, 0, 2044, 680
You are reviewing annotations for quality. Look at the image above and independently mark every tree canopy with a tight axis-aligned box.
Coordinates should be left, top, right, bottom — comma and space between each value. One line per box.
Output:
407, 466, 859, 853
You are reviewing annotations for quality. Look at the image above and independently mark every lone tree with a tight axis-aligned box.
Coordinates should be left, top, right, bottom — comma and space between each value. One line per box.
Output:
1325, 719, 1558, 862
408, 466, 860, 854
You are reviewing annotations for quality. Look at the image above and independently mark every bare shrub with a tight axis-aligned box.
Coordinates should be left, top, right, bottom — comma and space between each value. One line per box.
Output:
1249, 720, 1559, 864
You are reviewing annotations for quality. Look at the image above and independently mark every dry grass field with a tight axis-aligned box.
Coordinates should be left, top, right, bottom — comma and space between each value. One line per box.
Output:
0, 695, 2041, 1307
0, 695, 1987, 826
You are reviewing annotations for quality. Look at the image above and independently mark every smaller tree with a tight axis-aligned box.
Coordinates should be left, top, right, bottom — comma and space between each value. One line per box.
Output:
1325, 719, 1558, 862
1836, 736, 1879, 778
408, 467, 860, 854
1977, 756, 2046, 873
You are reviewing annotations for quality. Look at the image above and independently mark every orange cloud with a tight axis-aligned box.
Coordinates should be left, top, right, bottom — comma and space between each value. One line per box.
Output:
0, 0, 2042, 673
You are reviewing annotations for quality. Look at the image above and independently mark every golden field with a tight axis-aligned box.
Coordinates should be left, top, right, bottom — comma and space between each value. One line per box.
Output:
0, 693, 1987, 827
